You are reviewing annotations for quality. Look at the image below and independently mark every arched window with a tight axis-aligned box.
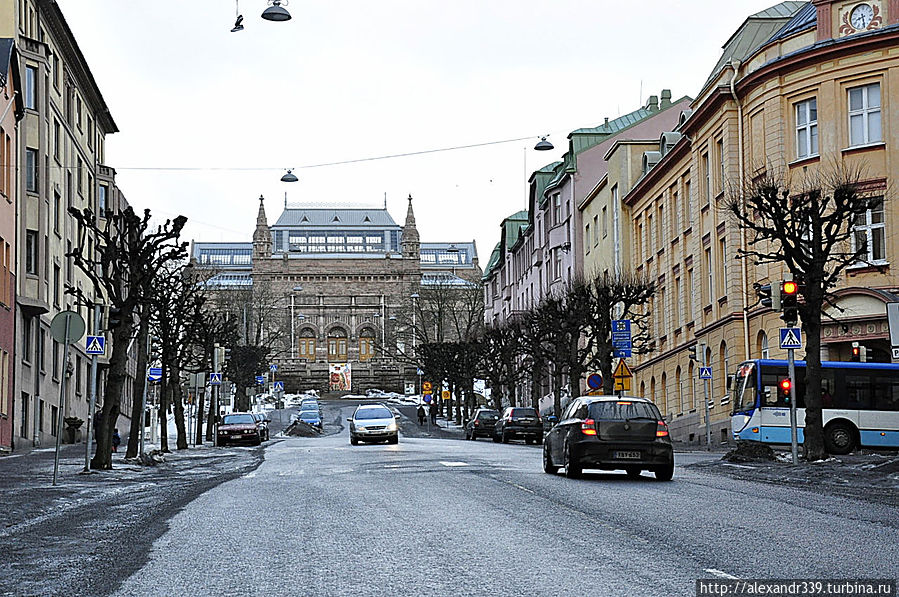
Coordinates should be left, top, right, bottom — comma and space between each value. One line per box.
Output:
359, 328, 376, 361
675, 366, 683, 414
650, 376, 657, 406
688, 361, 696, 410
328, 328, 348, 362
757, 331, 769, 359
661, 372, 668, 415
298, 328, 316, 361
718, 341, 729, 400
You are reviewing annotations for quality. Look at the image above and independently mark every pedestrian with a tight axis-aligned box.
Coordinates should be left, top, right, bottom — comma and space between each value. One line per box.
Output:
112, 428, 121, 452
417, 405, 426, 426
429, 401, 437, 425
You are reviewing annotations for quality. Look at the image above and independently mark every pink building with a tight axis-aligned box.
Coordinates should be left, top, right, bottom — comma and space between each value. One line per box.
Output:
0, 38, 23, 452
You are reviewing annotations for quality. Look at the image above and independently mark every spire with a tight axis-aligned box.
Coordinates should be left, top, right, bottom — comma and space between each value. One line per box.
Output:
401, 194, 420, 260
253, 194, 273, 258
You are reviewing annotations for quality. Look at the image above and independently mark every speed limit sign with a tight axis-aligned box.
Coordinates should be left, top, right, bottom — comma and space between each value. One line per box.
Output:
422, 381, 432, 392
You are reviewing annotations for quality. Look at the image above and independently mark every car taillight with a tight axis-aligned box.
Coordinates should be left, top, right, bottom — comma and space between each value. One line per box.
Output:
656, 421, 669, 437
581, 418, 597, 436
474, 420, 480, 427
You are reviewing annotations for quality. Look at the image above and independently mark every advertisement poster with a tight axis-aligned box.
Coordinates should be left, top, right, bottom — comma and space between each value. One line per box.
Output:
329, 363, 351, 391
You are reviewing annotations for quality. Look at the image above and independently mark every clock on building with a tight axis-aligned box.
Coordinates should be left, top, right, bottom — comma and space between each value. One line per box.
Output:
850, 3, 874, 28
840, 2, 882, 36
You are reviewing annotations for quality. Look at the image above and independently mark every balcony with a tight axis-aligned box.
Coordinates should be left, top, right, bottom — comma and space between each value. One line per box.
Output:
532, 247, 543, 266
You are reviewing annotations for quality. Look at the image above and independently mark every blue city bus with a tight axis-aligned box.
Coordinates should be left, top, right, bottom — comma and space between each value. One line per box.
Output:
730, 359, 899, 454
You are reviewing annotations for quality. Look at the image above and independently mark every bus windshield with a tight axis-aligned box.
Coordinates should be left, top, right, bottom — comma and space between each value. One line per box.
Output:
732, 362, 757, 413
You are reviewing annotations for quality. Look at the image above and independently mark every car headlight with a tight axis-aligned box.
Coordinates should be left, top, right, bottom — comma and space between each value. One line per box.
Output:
356, 425, 366, 431
387, 422, 398, 432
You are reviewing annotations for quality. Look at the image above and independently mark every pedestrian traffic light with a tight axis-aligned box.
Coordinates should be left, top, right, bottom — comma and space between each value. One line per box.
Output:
689, 345, 700, 361
781, 279, 800, 325
107, 306, 123, 330
757, 283, 781, 311
223, 347, 232, 362
850, 342, 867, 362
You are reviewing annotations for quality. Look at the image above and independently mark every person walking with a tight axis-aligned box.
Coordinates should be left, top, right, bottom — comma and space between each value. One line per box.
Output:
112, 428, 121, 452
416, 405, 426, 426
429, 401, 438, 425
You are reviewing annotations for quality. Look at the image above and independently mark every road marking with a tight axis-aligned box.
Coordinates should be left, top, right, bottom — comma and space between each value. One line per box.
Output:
722, 463, 755, 469
243, 472, 256, 478
510, 483, 535, 494
704, 569, 741, 579
439, 461, 468, 467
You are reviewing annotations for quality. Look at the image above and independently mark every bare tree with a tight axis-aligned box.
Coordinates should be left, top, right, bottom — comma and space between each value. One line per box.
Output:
726, 169, 884, 460
67, 207, 187, 470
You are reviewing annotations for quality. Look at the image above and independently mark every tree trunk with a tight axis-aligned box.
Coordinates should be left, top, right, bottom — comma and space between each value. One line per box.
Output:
91, 320, 132, 470
553, 366, 563, 418
195, 385, 206, 445
205, 388, 216, 441
159, 375, 170, 453
802, 298, 826, 460
125, 314, 149, 459
171, 365, 188, 450
530, 360, 543, 412
235, 386, 250, 412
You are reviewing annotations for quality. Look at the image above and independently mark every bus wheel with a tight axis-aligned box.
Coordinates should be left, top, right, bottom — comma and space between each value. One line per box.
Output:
824, 421, 856, 455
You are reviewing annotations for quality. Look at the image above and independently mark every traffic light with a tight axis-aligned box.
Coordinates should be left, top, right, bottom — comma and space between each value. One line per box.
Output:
781, 280, 800, 325
223, 347, 232, 362
757, 283, 781, 311
851, 342, 867, 363
778, 378, 792, 403
689, 345, 701, 361
107, 306, 123, 329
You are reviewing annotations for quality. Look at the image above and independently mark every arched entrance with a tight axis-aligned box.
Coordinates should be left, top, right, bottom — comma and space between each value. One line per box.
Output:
328, 328, 348, 362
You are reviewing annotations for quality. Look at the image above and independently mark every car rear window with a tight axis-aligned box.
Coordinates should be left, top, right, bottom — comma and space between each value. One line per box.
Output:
477, 411, 499, 420
223, 414, 256, 425
589, 401, 661, 421
510, 408, 537, 417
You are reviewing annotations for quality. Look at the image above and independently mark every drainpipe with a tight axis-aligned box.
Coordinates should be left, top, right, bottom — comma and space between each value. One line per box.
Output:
727, 59, 751, 361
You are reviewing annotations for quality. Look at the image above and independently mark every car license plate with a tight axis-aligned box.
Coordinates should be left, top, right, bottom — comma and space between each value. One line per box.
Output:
615, 451, 641, 459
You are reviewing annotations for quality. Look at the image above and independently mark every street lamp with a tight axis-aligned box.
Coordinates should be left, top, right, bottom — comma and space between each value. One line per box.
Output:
534, 136, 554, 151
290, 285, 303, 359
410, 293, 420, 353
262, 0, 292, 21
281, 169, 298, 183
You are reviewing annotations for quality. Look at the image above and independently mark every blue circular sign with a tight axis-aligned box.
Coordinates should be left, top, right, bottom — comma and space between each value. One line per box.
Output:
587, 373, 603, 389
423, 394, 432, 403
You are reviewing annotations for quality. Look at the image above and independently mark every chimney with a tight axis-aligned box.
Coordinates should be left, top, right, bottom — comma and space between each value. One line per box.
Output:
661, 89, 672, 109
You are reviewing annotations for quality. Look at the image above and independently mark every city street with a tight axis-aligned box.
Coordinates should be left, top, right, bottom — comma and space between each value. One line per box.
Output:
103, 401, 896, 597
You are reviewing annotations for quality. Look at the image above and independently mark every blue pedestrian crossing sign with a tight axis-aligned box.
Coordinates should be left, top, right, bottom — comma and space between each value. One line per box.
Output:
255, 375, 265, 385
85, 335, 105, 355
699, 367, 713, 380
273, 381, 284, 392
269, 364, 278, 372
209, 372, 223, 386
780, 328, 802, 350
147, 367, 162, 382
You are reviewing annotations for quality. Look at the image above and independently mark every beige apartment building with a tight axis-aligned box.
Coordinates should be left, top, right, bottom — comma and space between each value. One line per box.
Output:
622, 0, 899, 444
8, 0, 137, 450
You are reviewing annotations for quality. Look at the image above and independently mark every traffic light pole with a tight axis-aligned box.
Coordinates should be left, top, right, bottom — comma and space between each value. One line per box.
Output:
787, 347, 799, 464
212, 344, 220, 447
83, 305, 101, 473
702, 350, 711, 449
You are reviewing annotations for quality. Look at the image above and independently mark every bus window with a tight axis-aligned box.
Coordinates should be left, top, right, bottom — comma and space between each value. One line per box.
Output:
844, 375, 873, 409
872, 373, 899, 411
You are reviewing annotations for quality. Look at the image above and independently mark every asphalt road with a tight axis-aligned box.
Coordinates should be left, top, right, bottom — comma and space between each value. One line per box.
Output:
111, 400, 899, 597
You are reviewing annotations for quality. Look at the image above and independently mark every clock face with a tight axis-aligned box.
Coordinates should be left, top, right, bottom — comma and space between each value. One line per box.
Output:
850, 3, 874, 29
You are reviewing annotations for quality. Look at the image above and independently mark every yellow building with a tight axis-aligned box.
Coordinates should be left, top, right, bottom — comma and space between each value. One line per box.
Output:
623, 0, 899, 444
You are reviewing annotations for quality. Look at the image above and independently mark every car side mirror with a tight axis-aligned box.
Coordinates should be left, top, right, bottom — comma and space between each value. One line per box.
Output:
547, 416, 558, 424
395, 414, 401, 419
346, 418, 352, 422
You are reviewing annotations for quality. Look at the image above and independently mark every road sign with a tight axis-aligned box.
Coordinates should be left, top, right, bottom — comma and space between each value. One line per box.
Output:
611, 319, 632, 336
587, 373, 603, 390
423, 394, 432, 403
255, 375, 265, 385
612, 359, 633, 392
613, 347, 632, 358
85, 335, 105, 355
50, 310, 86, 344
273, 381, 284, 392
699, 367, 713, 380
893, 347, 899, 360
422, 381, 433, 393
209, 372, 222, 385
269, 364, 278, 372
779, 327, 802, 350
148, 367, 162, 382
416, 368, 423, 376
442, 390, 450, 400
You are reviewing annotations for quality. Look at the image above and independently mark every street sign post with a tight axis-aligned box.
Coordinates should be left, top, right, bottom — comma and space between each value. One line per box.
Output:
85, 335, 105, 355
209, 372, 222, 386
611, 319, 633, 358
255, 375, 265, 385
148, 367, 162, 382
50, 310, 85, 485
273, 381, 284, 392
779, 328, 802, 350
422, 381, 433, 393
612, 360, 633, 393
699, 367, 712, 380
587, 373, 603, 395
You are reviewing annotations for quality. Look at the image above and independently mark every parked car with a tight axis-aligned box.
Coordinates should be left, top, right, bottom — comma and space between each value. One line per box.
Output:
298, 409, 323, 429
493, 407, 543, 444
347, 404, 399, 445
252, 412, 271, 441
464, 408, 500, 441
300, 397, 321, 412
542, 396, 674, 481
217, 413, 262, 446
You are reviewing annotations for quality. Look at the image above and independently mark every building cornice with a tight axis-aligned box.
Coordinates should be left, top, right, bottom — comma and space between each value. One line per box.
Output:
622, 136, 692, 208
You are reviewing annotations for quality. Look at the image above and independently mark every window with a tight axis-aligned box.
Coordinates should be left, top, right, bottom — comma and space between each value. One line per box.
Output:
852, 198, 886, 263
554, 249, 562, 280
39, 329, 46, 372
359, 335, 375, 361
98, 184, 107, 213
54, 191, 61, 232
584, 224, 590, 253
719, 238, 728, 296
702, 153, 711, 203
25, 65, 36, 109
717, 139, 725, 192
705, 247, 713, 303
25, 148, 38, 192
53, 54, 60, 89
53, 264, 60, 306
593, 214, 599, 246
848, 83, 881, 146
602, 206, 608, 238
25, 230, 38, 275
52, 339, 60, 379
22, 317, 32, 363
76, 96, 83, 130
0, 239, 8, 307
795, 98, 818, 158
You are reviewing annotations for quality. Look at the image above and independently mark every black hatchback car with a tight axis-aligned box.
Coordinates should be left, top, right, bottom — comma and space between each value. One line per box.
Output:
494, 407, 543, 444
464, 408, 500, 441
543, 396, 673, 480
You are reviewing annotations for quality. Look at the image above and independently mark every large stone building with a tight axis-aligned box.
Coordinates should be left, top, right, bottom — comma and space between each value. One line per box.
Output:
6, 0, 137, 450
192, 195, 481, 394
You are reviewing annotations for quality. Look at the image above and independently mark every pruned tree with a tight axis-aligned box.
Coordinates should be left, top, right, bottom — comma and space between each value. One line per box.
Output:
726, 168, 884, 460
68, 207, 188, 470
480, 321, 528, 410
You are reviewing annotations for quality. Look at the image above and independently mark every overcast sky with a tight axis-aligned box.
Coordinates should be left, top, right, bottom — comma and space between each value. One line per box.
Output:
60, 0, 785, 262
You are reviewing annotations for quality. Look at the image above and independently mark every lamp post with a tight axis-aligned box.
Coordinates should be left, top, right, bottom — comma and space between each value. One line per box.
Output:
290, 285, 303, 359
410, 293, 420, 354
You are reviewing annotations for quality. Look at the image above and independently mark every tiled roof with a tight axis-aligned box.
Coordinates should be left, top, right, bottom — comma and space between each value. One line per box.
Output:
273, 208, 399, 228
766, 2, 816, 44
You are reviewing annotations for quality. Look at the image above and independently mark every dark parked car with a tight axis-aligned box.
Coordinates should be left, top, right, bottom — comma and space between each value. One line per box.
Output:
217, 413, 262, 446
348, 404, 399, 445
543, 396, 673, 481
493, 407, 543, 444
298, 409, 323, 429
464, 408, 500, 441
253, 412, 271, 441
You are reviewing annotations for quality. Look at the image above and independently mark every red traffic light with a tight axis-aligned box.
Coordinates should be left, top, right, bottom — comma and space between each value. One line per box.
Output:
779, 379, 792, 392
782, 280, 799, 295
